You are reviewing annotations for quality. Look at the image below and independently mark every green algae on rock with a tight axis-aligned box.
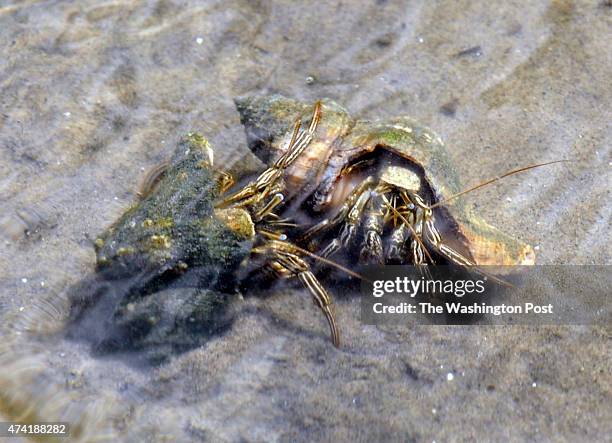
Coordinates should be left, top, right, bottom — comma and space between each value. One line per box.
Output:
68, 134, 252, 360
93, 133, 252, 290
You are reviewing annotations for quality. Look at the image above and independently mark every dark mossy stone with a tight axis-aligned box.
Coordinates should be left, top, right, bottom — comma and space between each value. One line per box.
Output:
68, 135, 253, 363
93, 133, 252, 294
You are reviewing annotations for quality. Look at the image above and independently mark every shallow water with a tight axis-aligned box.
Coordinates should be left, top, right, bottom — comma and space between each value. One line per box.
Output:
0, 0, 610, 441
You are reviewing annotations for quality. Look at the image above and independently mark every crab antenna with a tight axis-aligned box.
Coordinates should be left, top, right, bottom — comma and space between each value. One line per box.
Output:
429, 160, 569, 209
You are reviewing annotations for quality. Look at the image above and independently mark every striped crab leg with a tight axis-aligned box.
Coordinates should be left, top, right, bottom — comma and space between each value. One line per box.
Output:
252, 240, 340, 347
218, 101, 322, 209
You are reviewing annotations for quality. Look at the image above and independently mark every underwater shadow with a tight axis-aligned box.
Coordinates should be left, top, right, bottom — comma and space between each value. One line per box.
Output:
65, 267, 237, 367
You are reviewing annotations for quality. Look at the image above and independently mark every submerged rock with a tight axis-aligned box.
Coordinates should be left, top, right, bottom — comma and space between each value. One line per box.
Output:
68, 134, 252, 361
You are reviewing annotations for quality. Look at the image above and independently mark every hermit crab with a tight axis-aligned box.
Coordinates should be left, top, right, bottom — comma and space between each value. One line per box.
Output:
233, 95, 562, 344
235, 95, 539, 268
76, 95, 557, 351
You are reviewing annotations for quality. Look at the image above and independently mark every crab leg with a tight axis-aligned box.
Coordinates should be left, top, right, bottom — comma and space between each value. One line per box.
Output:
403, 191, 476, 267
254, 192, 285, 221
219, 102, 322, 208
410, 221, 427, 264
422, 218, 475, 266
253, 240, 340, 346
386, 223, 409, 263
214, 170, 235, 194
299, 177, 375, 245
319, 187, 373, 260
137, 161, 170, 199
311, 157, 379, 211
359, 186, 386, 264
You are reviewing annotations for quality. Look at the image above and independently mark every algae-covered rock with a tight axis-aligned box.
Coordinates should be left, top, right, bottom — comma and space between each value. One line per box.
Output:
68, 135, 252, 360
93, 133, 251, 291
